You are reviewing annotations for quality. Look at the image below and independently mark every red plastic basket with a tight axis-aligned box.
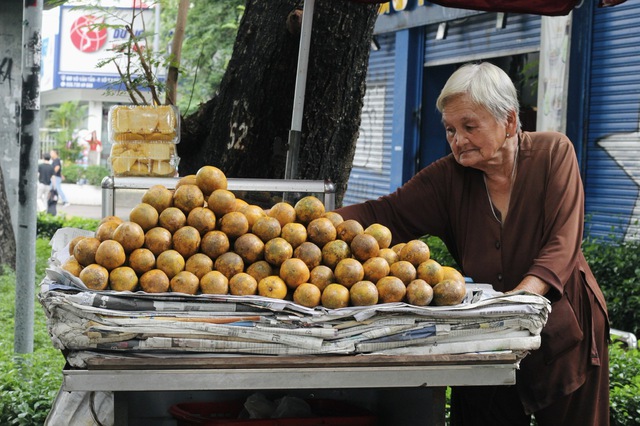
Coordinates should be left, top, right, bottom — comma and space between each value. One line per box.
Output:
169, 398, 378, 426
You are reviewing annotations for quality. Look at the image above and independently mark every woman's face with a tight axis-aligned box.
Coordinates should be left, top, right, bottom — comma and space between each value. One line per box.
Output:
441, 94, 509, 170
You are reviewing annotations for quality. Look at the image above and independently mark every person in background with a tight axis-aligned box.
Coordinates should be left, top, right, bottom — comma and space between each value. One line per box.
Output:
336, 62, 609, 425
37, 153, 54, 212
49, 148, 69, 207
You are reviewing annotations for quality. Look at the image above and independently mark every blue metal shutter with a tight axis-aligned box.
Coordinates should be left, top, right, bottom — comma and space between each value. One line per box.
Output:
584, 2, 640, 241
343, 32, 395, 205
424, 12, 541, 66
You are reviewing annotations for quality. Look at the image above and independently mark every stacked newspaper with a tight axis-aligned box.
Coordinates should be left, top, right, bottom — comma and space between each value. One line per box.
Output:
39, 266, 550, 361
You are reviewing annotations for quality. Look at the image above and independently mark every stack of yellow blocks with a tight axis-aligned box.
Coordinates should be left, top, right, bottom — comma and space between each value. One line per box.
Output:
108, 105, 180, 177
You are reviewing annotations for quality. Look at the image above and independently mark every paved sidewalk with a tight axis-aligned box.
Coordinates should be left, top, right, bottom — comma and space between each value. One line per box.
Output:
56, 183, 137, 220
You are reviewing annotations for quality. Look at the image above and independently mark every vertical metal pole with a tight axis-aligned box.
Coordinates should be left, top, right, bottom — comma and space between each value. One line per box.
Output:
284, 0, 315, 180
15, 0, 43, 354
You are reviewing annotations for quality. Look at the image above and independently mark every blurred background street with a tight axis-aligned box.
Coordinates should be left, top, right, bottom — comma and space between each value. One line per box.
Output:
56, 183, 140, 220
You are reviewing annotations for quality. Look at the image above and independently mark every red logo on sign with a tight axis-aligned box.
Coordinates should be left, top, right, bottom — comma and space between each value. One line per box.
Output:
69, 15, 107, 53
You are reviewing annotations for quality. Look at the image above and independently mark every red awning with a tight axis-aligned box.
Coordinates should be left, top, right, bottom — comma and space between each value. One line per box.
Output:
349, 0, 627, 16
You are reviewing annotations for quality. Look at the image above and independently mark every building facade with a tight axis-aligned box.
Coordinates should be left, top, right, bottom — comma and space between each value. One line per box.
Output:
344, 0, 640, 241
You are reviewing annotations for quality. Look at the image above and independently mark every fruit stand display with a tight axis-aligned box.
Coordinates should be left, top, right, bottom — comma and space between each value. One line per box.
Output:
39, 164, 550, 425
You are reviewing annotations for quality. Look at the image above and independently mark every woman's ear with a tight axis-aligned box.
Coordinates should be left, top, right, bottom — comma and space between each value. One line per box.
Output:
506, 110, 518, 135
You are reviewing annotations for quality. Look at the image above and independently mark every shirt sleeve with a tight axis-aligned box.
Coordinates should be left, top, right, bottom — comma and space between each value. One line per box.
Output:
335, 157, 453, 245
526, 136, 585, 299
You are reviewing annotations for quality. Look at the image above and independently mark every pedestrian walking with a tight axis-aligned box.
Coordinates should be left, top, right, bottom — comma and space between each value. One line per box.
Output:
50, 149, 70, 207
37, 154, 55, 212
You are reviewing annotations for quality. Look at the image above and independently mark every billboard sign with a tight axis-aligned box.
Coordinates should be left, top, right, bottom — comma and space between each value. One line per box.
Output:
44, 4, 159, 91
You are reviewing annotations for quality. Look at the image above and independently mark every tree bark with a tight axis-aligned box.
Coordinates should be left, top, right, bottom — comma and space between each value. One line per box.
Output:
178, 0, 378, 207
0, 164, 16, 269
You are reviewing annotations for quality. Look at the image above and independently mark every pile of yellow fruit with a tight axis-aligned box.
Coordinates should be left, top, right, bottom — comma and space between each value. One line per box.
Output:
61, 166, 467, 308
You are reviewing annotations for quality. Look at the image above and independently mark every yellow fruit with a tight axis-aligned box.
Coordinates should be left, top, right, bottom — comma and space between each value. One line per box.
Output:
214, 252, 244, 279
293, 283, 322, 308
280, 222, 307, 248
109, 266, 139, 292
376, 276, 406, 303
229, 272, 258, 296
441, 266, 465, 285
322, 211, 344, 227
207, 189, 236, 217
129, 202, 159, 232
139, 269, 170, 293
61, 257, 83, 277
95, 220, 120, 242
200, 230, 230, 260
234, 233, 265, 264
112, 221, 145, 253
172, 225, 201, 259
268, 202, 297, 227
350, 233, 380, 262
156, 249, 185, 279
187, 207, 217, 236
170, 271, 200, 295
128, 248, 156, 275
362, 256, 390, 283
294, 241, 323, 270
196, 165, 228, 196
176, 174, 197, 189
399, 239, 430, 267
279, 258, 310, 290
246, 260, 273, 283
364, 223, 392, 249
334, 258, 365, 289
432, 278, 467, 306
173, 184, 205, 214
258, 275, 288, 300
68, 235, 87, 256
158, 207, 187, 234
252, 216, 282, 242
321, 239, 351, 270
200, 270, 229, 294
264, 237, 293, 267
321, 283, 350, 309
309, 265, 334, 292
406, 279, 434, 306
416, 259, 444, 286
378, 248, 399, 266
349, 281, 379, 306
94, 239, 126, 271
391, 243, 406, 256
239, 204, 266, 228
185, 253, 214, 279
307, 217, 337, 247
73, 237, 101, 267
389, 260, 417, 285
79, 264, 109, 291
219, 211, 249, 239
335, 219, 364, 244
293, 196, 325, 225
98, 215, 123, 227
141, 184, 173, 213
144, 226, 173, 257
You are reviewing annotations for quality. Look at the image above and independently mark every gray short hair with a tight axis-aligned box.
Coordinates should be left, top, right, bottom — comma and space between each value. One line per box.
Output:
436, 62, 521, 130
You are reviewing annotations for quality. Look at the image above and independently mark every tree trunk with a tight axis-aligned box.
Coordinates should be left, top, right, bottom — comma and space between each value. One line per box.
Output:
0, 164, 16, 269
178, 0, 378, 207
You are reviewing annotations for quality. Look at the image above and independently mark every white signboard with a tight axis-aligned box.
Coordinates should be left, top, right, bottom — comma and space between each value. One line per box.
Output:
52, 5, 158, 90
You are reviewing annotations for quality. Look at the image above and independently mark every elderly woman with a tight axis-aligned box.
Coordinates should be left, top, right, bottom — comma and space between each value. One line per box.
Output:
337, 62, 609, 425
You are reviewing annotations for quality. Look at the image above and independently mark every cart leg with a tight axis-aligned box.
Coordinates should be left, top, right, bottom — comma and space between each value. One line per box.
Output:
431, 387, 447, 426
113, 392, 128, 426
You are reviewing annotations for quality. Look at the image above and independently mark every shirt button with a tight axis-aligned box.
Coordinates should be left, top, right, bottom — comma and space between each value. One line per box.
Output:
497, 273, 503, 281
495, 241, 501, 249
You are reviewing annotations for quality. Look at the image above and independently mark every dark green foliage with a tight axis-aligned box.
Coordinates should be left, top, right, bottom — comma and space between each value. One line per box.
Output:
583, 236, 640, 337
37, 211, 100, 239
609, 343, 640, 425
63, 164, 110, 186
421, 235, 458, 270
0, 262, 65, 426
